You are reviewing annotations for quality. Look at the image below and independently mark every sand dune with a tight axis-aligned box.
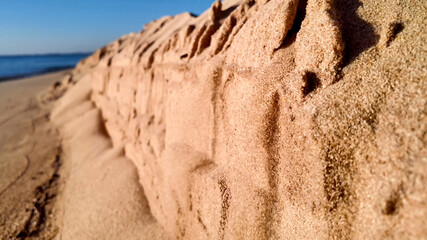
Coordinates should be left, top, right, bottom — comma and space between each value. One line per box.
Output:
1, 0, 426, 239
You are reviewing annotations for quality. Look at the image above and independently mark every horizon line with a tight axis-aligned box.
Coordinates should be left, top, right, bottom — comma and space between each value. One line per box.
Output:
0, 52, 94, 57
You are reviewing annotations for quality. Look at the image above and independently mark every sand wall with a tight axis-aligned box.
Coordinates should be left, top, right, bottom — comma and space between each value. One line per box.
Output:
56, 0, 427, 239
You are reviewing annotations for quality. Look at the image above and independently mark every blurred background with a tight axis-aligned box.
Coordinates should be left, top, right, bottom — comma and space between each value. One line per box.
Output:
0, 0, 214, 80
0, 0, 215, 55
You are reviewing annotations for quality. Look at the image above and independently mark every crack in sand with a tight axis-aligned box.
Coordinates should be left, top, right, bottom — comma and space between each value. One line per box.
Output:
218, 178, 230, 240
262, 91, 281, 239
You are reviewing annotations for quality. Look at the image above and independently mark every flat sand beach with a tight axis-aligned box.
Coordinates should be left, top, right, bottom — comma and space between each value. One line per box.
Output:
0, 71, 67, 238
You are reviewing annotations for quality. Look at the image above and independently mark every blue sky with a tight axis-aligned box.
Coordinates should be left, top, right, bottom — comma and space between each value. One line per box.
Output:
0, 0, 215, 55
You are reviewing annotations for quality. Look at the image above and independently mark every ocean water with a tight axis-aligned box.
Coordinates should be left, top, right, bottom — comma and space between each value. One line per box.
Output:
0, 53, 90, 81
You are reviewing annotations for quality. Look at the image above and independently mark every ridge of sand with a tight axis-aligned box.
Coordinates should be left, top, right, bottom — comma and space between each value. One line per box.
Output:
34, 0, 427, 239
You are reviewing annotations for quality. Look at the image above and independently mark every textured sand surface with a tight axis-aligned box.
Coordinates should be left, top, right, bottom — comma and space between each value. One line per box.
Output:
82, 0, 426, 238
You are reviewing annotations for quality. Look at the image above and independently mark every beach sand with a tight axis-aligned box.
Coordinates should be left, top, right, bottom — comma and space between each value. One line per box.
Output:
0, 71, 67, 238
0, 72, 165, 239
0, 0, 426, 238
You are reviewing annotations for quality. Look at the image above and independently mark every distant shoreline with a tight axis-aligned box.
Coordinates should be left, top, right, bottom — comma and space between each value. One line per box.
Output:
0, 66, 74, 82
0, 52, 92, 58
0, 52, 90, 83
